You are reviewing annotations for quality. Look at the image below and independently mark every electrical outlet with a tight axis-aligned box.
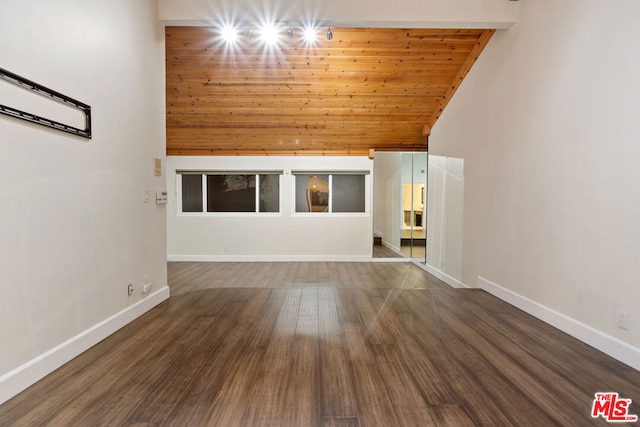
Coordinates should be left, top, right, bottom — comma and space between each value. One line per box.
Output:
143, 283, 152, 294
127, 284, 134, 296
618, 309, 630, 330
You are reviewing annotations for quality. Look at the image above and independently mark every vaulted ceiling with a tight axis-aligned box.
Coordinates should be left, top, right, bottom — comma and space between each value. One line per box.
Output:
166, 26, 494, 156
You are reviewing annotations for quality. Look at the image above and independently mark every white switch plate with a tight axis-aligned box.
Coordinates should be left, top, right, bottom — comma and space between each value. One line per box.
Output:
156, 190, 168, 204
143, 189, 150, 203
618, 309, 630, 330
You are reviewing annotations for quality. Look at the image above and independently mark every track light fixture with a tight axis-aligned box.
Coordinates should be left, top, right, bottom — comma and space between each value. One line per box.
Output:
217, 22, 333, 46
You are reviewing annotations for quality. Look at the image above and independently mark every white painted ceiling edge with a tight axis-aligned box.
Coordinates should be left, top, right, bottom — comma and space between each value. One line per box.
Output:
159, 0, 519, 29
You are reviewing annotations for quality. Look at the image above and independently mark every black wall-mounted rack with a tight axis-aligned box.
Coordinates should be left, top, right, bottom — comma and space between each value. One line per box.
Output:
0, 67, 92, 139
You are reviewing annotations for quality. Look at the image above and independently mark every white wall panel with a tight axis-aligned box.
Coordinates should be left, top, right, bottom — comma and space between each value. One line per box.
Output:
159, 0, 518, 28
167, 156, 373, 260
0, 0, 167, 397
430, 0, 640, 365
426, 156, 464, 279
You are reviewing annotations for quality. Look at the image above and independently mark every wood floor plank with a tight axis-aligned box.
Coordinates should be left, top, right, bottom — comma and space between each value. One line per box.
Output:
250, 262, 275, 287
267, 261, 292, 288
0, 306, 197, 426
123, 290, 249, 426
2, 262, 640, 427
342, 322, 401, 427
470, 289, 640, 399
243, 288, 287, 350
120, 321, 229, 426
320, 417, 361, 427
294, 261, 311, 286
236, 287, 271, 324
436, 324, 550, 426
434, 288, 628, 425
241, 292, 300, 425
428, 405, 477, 427
300, 286, 319, 316
318, 288, 358, 418
334, 287, 362, 323
400, 289, 524, 426
353, 289, 396, 346
0, 306, 169, 425
204, 289, 290, 426
316, 262, 332, 286
371, 290, 461, 406
282, 314, 321, 427
202, 349, 266, 427
51, 315, 218, 427
163, 322, 254, 426
372, 343, 444, 427
283, 262, 301, 288
443, 290, 609, 408
433, 289, 576, 426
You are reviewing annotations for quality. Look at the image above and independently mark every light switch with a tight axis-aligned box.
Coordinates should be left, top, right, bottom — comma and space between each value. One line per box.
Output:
156, 190, 168, 204
143, 189, 150, 203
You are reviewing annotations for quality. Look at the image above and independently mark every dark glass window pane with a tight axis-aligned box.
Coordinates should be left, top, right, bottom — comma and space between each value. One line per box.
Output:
207, 174, 256, 212
259, 174, 279, 212
295, 174, 329, 212
181, 174, 203, 212
333, 174, 366, 213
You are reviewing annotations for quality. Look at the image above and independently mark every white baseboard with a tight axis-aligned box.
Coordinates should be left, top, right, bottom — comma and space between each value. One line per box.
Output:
477, 276, 640, 371
417, 263, 469, 288
371, 257, 411, 263
0, 286, 170, 405
167, 254, 375, 262
381, 240, 402, 255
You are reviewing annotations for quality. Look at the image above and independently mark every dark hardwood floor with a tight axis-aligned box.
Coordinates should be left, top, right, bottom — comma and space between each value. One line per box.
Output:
1, 262, 639, 426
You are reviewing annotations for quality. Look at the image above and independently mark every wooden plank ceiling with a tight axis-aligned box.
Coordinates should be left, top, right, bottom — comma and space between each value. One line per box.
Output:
166, 26, 494, 156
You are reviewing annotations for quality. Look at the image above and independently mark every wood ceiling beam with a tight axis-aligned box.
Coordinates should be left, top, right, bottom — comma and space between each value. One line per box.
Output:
166, 148, 374, 156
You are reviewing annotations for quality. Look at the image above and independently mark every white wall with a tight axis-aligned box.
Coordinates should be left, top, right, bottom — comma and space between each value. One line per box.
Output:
159, 0, 518, 28
430, 0, 640, 368
426, 156, 464, 280
167, 156, 373, 261
0, 0, 168, 402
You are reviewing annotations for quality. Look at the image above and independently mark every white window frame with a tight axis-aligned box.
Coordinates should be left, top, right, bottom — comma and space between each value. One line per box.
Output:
291, 171, 370, 217
177, 171, 283, 216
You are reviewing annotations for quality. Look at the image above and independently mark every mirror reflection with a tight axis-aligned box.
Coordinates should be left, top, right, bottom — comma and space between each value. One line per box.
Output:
372, 151, 428, 262
306, 175, 329, 212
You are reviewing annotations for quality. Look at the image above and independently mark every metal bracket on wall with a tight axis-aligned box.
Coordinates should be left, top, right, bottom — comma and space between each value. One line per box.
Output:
0, 67, 92, 139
